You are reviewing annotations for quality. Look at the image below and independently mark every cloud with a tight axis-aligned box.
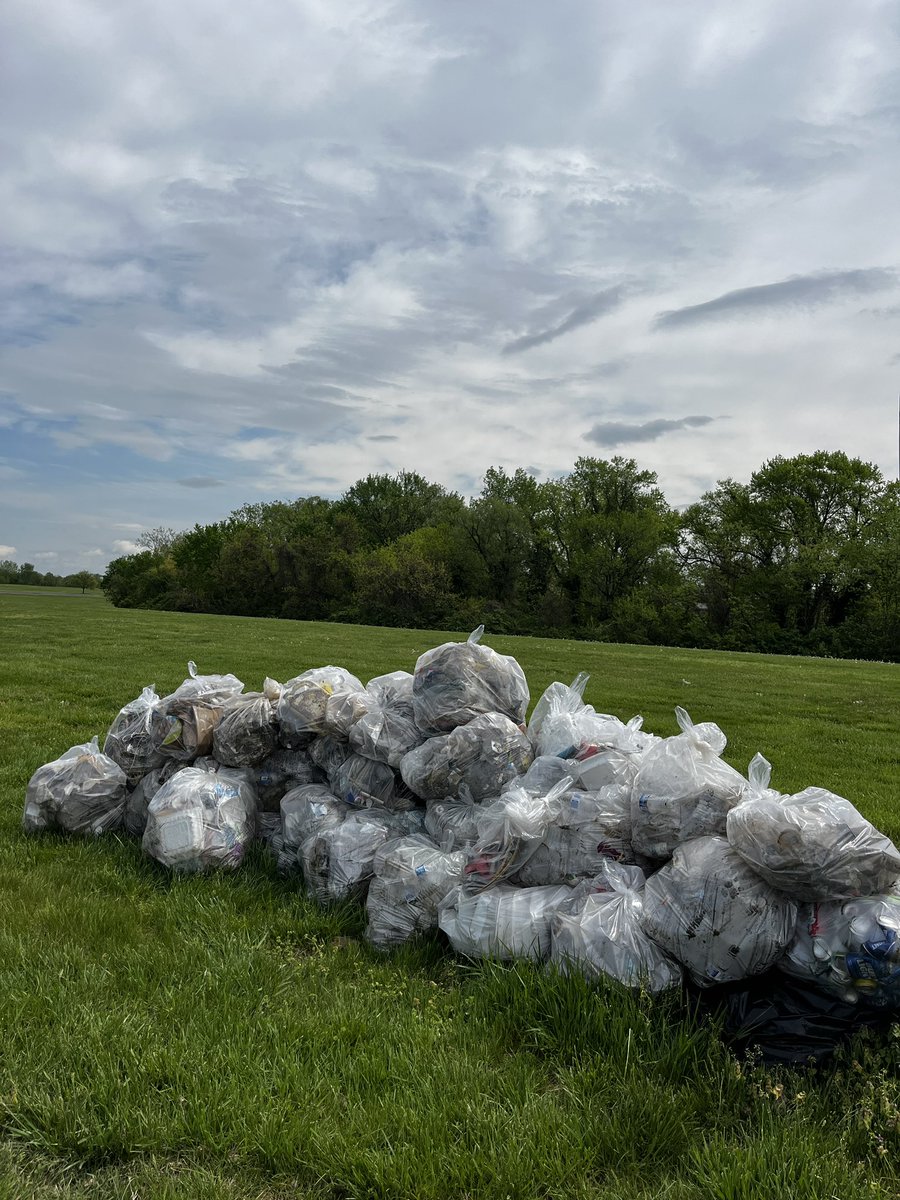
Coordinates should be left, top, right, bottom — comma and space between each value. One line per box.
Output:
654, 269, 897, 330
502, 288, 626, 354
112, 539, 141, 553
0, 545, 16, 556
177, 476, 224, 488
585, 415, 716, 448
84, 549, 105, 558
33, 551, 58, 559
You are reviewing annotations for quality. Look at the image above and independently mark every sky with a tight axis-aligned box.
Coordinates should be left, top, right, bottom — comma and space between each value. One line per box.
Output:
1, 0, 899, 573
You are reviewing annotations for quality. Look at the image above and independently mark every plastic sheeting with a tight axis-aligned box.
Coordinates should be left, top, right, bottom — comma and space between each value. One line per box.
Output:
631, 707, 751, 860
439, 883, 572, 962
550, 862, 682, 993
781, 892, 900, 1008
23, 736, 127, 836
365, 835, 466, 948
400, 712, 533, 801
640, 836, 797, 987
727, 771, 900, 901
142, 765, 256, 872
103, 685, 166, 782
412, 627, 529, 736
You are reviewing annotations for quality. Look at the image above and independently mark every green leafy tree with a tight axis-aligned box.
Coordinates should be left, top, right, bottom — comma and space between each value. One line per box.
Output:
69, 570, 98, 593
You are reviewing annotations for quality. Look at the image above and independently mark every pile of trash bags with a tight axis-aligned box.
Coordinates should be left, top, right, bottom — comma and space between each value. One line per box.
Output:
22, 629, 900, 1061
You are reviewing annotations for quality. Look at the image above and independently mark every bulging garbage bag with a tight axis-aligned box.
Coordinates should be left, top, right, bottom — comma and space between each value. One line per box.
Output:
142, 764, 256, 872
412, 627, 529, 736
366, 670, 415, 712
514, 785, 636, 886
527, 673, 589, 746
424, 790, 482, 851
252, 747, 320, 812
780, 892, 900, 1008
152, 696, 226, 762
365, 835, 466, 948
168, 660, 245, 705
103, 685, 166, 782
335, 752, 417, 811
277, 783, 350, 875
640, 836, 797, 987
308, 735, 351, 788
323, 689, 372, 741
727, 758, 900, 900
508, 754, 578, 796
439, 883, 572, 962
630, 707, 750, 860
212, 680, 280, 768
278, 667, 365, 745
550, 862, 682, 993
400, 712, 533, 801
349, 706, 424, 768
300, 808, 421, 904
123, 760, 185, 837
23, 737, 127, 836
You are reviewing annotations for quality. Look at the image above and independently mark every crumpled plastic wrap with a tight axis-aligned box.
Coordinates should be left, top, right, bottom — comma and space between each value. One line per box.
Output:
278, 667, 365, 745
411, 627, 529, 736
142, 764, 257, 872
212, 680, 281, 768
349, 707, 424, 768
123, 760, 185, 837
23, 737, 127, 836
103, 685, 166, 782
399, 712, 533, 801
640, 836, 797, 987
334, 752, 417, 811
424, 791, 482, 851
365, 835, 466, 948
630, 707, 751, 860
780, 893, 900, 1008
439, 883, 572, 962
251, 747, 321, 812
513, 785, 636, 886
727, 759, 900, 900
300, 808, 424, 904
550, 862, 682, 993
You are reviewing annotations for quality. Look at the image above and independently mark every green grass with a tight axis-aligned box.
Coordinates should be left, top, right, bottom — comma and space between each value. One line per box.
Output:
0, 592, 899, 1199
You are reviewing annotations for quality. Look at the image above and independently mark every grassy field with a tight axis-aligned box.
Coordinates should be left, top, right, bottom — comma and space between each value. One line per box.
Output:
0, 591, 898, 1199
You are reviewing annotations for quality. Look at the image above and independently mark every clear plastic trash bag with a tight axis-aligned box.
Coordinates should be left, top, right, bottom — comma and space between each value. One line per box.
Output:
349, 706, 424, 768
123, 760, 186, 837
251, 747, 321, 812
365, 835, 466, 948
103, 685, 167, 782
412, 626, 529, 736
400, 712, 533, 801
334, 752, 417, 811
300, 808, 422, 904
366, 670, 415, 713
23, 736, 127, 836
507, 754, 578, 796
527, 673, 589, 746
151, 695, 226, 763
424, 790, 482, 851
630, 707, 751, 860
727, 757, 900, 901
439, 883, 572, 962
277, 667, 365, 745
281, 784, 350, 855
780, 892, 900, 1008
550, 862, 683, 993
640, 835, 797, 987
513, 785, 637, 886
212, 680, 281, 768
167, 660, 245, 705
308, 735, 351, 788
142, 765, 256, 873
323, 689, 373, 741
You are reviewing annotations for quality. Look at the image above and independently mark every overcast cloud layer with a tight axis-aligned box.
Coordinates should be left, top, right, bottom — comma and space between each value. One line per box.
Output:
1, 0, 899, 572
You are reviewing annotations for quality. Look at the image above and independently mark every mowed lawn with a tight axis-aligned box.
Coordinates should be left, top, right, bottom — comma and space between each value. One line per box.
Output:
0, 589, 898, 1200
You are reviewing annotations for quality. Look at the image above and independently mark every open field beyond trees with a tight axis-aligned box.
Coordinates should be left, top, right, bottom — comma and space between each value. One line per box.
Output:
0, 591, 898, 1199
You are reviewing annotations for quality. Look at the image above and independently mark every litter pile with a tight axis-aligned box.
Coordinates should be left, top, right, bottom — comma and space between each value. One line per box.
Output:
23, 628, 900, 1060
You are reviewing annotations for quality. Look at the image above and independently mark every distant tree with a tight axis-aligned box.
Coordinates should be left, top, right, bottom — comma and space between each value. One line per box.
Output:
0, 559, 18, 583
68, 570, 98, 594
338, 472, 463, 549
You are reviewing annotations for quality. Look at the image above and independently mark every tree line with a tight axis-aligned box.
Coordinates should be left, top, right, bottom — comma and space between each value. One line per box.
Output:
101, 451, 900, 661
0, 562, 101, 592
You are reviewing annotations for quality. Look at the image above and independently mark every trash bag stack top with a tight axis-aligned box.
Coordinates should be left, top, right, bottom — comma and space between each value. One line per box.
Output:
213, 678, 281, 769
277, 666, 365, 747
411, 626, 529, 737
630, 706, 752, 861
103, 684, 167, 783
151, 661, 246, 763
24, 736, 127, 836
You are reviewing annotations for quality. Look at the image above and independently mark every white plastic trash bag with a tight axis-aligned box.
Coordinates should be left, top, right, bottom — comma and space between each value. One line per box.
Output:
400, 712, 533, 801
550, 862, 682, 993
727, 760, 900, 900
780, 892, 900, 1008
365, 835, 466, 948
142, 765, 256, 873
439, 883, 572, 962
23, 737, 127, 836
103, 685, 166, 782
630, 707, 750, 860
278, 667, 365, 744
412, 627, 529, 736
640, 836, 797, 987
212, 680, 281, 768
